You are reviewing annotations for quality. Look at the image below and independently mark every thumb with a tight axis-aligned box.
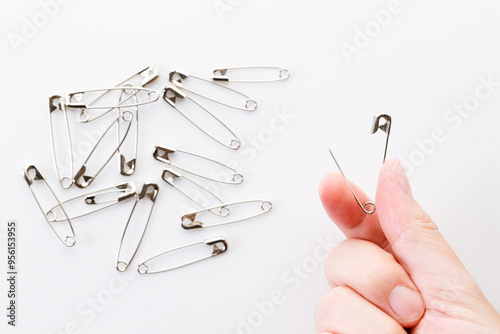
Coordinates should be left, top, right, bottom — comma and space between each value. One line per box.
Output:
375, 160, 476, 291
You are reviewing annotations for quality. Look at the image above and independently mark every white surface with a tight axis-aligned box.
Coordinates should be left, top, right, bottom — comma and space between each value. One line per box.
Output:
1, 0, 500, 333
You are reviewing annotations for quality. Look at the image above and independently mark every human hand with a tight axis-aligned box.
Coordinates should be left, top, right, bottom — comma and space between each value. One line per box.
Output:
316, 160, 500, 333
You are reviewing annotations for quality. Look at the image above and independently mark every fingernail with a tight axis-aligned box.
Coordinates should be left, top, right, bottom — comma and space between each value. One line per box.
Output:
389, 285, 425, 322
392, 160, 412, 197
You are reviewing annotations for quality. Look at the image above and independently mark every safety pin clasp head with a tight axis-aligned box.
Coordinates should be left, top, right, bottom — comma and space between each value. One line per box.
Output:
204, 237, 228, 256
161, 168, 182, 186
181, 213, 203, 230
23, 165, 44, 185
153, 145, 176, 164
371, 114, 392, 136
168, 70, 189, 86
163, 86, 186, 107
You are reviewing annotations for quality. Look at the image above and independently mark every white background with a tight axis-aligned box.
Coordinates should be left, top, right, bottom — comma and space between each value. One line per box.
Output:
1, 0, 500, 333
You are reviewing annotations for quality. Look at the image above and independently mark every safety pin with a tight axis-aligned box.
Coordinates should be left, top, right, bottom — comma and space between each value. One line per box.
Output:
161, 168, 228, 216
371, 113, 392, 163
328, 148, 375, 214
137, 237, 228, 274
23, 165, 76, 247
181, 200, 272, 230
67, 87, 158, 110
169, 70, 257, 111
49, 95, 74, 189
163, 86, 241, 150
116, 183, 159, 272
45, 182, 137, 222
212, 66, 290, 83
117, 89, 138, 176
153, 145, 244, 184
69, 66, 159, 123
74, 111, 133, 188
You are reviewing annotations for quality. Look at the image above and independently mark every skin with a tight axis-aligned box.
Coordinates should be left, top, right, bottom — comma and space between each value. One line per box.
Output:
316, 159, 500, 334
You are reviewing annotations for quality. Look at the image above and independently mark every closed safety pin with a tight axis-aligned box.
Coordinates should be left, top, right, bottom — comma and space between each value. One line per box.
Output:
74, 111, 133, 188
137, 237, 228, 274
169, 70, 257, 111
371, 113, 392, 163
212, 66, 290, 83
116, 183, 159, 272
49, 95, 74, 189
153, 145, 244, 184
117, 89, 139, 176
163, 86, 241, 150
69, 66, 159, 123
45, 182, 137, 222
67, 87, 158, 110
181, 200, 272, 230
161, 168, 228, 216
23, 165, 76, 247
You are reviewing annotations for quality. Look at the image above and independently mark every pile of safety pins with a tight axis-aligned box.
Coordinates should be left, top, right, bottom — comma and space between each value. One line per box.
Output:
23, 65, 289, 275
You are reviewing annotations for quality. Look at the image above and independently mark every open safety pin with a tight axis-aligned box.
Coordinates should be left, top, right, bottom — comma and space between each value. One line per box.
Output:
137, 237, 228, 274
23, 165, 76, 247
163, 86, 241, 150
161, 168, 228, 216
181, 200, 272, 230
327, 114, 392, 215
212, 66, 290, 83
153, 145, 244, 184
48, 95, 74, 189
74, 111, 133, 188
68, 66, 159, 123
116, 183, 159, 272
45, 182, 137, 222
169, 70, 257, 111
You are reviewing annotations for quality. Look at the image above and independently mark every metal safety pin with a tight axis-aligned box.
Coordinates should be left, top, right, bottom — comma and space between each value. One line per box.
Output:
66, 87, 158, 110
371, 113, 392, 163
45, 182, 137, 222
117, 89, 138, 176
161, 168, 228, 216
169, 70, 257, 111
327, 113, 392, 215
163, 86, 241, 150
116, 183, 159, 272
23, 165, 76, 247
212, 66, 290, 83
153, 145, 244, 184
69, 66, 159, 123
181, 200, 272, 230
49, 95, 74, 189
137, 237, 228, 274
74, 111, 133, 188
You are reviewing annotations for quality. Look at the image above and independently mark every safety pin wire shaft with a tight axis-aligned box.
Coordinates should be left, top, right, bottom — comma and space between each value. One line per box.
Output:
45, 182, 137, 222
117, 89, 139, 176
161, 168, 228, 216
181, 200, 272, 230
116, 183, 159, 272
153, 145, 244, 185
163, 86, 241, 150
137, 237, 228, 275
73, 66, 159, 123
169, 70, 257, 111
212, 66, 290, 83
327, 148, 376, 215
23, 165, 76, 247
49, 95, 74, 189
74, 111, 134, 188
